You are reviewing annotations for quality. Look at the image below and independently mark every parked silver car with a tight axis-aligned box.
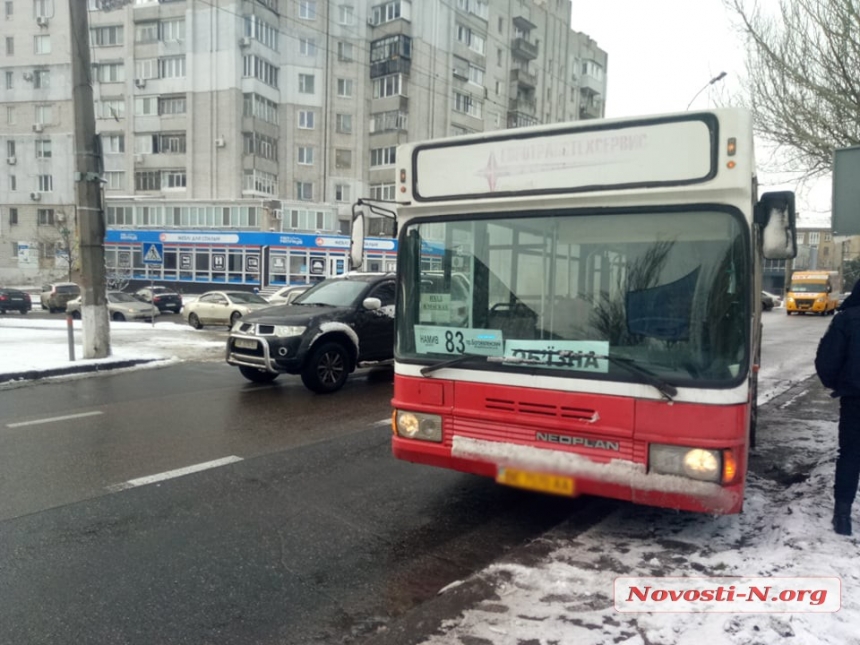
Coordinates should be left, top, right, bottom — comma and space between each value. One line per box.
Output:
182, 290, 271, 329
66, 291, 160, 322
263, 285, 310, 306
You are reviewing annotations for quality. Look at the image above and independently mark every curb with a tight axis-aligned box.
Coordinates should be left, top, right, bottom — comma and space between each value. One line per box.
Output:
0, 358, 161, 385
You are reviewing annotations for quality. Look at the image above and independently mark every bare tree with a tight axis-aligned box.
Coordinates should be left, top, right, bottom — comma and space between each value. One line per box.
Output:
34, 207, 78, 282
725, 0, 860, 178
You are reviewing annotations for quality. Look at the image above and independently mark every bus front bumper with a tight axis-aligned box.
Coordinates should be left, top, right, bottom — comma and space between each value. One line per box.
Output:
392, 435, 744, 515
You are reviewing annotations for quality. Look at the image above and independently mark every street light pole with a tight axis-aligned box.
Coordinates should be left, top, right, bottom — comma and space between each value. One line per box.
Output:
686, 72, 727, 110
69, 0, 111, 358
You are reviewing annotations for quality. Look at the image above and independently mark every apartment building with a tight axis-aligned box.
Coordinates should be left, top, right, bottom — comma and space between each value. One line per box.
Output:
0, 0, 608, 286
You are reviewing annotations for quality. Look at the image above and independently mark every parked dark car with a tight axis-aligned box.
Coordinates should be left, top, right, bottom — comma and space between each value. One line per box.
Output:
0, 288, 32, 314
226, 273, 396, 393
134, 286, 183, 313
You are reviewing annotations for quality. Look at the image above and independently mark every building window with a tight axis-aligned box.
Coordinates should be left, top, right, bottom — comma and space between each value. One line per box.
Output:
162, 169, 186, 189
135, 96, 157, 116
34, 34, 51, 54
90, 25, 124, 46
336, 78, 354, 97
338, 5, 355, 25
299, 37, 316, 56
337, 41, 354, 62
336, 113, 352, 134
295, 181, 313, 201
33, 69, 50, 88
297, 146, 314, 165
243, 15, 279, 51
370, 34, 412, 63
35, 138, 52, 158
5, 36, 13, 56
453, 90, 482, 118
335, 149, 352, 169
159, 95, 186, 115
104, 171, 125, 190
369, 183, 395, 201
372, 74, 403, 98
243, 169, 277, 195
243, 55, 279, 87
370, 0, 404, 25
37, 208, 55, 226
298, 73, 315, 93
456, 25, 485, 55
370, 146, 396, 167
9, 175, 16, 190
99, 98, 125, 120
33, 0, 52, 18
135, 171, 161, 191
6, 106, 15, 125
9, 207, 18, 225
243, 93, 278, 124
6, 140, 15, 157
158, 56, 186, 79
37, 174, 53, 192
299, 0, 316, 19
135, 22, 157, 43
93, 61, 125, 83
370, 110, 408, 133
809, 232, 820, 245
298, 110, 315, 129
160, 18, 185, 42
334, 184, 351, 202
5, 71, 12, 89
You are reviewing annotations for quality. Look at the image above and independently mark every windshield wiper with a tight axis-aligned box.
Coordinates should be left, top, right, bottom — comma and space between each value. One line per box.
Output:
595, 354, 677, 401
421, 353, 488, 376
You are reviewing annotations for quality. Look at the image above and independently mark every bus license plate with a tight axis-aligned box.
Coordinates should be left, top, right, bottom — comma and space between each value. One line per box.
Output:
496, 467, 575, 496
234, 339, 257, 350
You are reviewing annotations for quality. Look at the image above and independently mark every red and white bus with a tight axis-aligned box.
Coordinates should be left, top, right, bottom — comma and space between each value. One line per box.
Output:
351, 109, 797, 514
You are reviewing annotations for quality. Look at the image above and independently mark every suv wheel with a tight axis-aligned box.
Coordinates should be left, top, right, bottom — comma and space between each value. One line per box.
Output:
239, 366, 279, 383
301, 341, 350, 394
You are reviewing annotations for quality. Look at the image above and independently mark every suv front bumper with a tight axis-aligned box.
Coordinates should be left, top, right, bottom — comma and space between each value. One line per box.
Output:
226, 332, 305, 374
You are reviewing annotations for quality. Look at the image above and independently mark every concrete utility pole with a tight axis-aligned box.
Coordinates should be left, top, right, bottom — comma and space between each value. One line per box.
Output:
69, 0, 110, 358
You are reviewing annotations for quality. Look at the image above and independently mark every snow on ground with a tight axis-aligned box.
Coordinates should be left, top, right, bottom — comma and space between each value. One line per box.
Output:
419, 415, 860, 644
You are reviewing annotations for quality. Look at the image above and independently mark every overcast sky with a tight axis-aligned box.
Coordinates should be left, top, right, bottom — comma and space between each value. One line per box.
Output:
570, 0, 832, 225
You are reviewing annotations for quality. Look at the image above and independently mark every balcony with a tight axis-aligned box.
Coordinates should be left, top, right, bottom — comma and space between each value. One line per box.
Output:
508, 95, 537, 114
507, 111, 539, 129
370, 57, 412, 79
512, 15, 537, 31
511, 37, 538, 61
579, 98, 603, 120
510, 67, 537, 89
579, 73, 603, 95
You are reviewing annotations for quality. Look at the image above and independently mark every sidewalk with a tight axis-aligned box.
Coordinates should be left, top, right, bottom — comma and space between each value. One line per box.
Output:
0, 316, 225, 386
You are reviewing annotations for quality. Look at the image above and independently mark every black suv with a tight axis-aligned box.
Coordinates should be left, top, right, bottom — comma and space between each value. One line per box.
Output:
226, 273, 396, 393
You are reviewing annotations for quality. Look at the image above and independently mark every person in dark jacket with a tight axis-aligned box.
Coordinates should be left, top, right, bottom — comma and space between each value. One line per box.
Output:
815, 280, 860, 536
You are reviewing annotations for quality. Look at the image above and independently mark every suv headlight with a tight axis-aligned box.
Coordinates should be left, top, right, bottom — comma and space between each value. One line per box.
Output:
395, 410, 442, 442
273, 325, 306, 337
649, 444, 721, 482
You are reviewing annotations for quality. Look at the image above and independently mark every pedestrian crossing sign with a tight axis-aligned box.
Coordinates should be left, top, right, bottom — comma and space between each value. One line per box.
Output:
142, 242, 163, 265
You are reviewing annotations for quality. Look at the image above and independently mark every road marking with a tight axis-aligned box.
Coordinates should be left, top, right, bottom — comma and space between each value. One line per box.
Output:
6, 410, 103, 428
375, 417, 392, 426
108, 456, 243, 492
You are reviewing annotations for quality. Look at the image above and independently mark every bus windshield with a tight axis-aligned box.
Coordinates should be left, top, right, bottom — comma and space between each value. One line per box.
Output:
397, 209, 750, 387
790, 282, 827, 293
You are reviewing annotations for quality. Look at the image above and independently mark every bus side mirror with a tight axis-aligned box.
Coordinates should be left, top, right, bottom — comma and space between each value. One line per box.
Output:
757, 191, 797, 260
349, 207, 366, 271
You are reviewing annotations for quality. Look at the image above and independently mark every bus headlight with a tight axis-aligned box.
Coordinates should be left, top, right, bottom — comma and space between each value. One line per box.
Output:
649, 445, 721, 482
395, 410, 442, 442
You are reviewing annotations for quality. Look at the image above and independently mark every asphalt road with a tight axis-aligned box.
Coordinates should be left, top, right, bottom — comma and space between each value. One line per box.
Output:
0, 362, 607, 645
